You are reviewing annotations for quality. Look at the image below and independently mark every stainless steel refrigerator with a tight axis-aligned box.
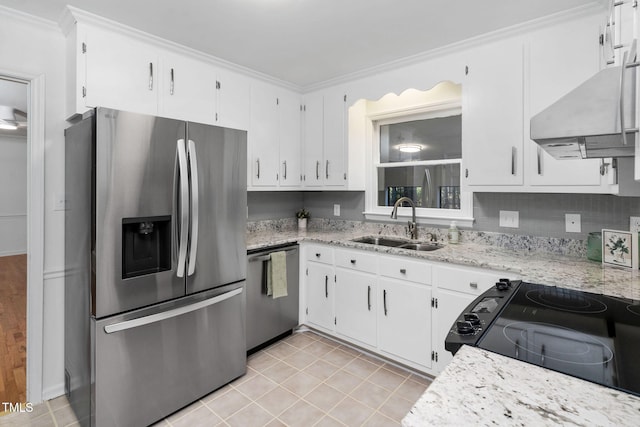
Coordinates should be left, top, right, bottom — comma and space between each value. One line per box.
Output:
64, 108, 247, 427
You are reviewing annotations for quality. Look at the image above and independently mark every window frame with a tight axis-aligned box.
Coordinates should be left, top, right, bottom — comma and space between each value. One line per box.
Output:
363, 99, 474, 227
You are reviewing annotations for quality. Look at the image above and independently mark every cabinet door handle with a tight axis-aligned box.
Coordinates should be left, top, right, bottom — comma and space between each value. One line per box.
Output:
315, 253, 321, 258
350, 259, 356, 265
470, 282, 478, 289
170, 68, 175, 95
537, 146, 542, 175
148, 62, 154, 91
256, 158, 260, 179
316, 161, 320, 180
283, 160, 287, 180
325, 276, 328, 298
400, 268, 406, 274
383, 289, 388, 316
619, 46, 635, 146
511, 146, 516, 175
326, 160, 329, 179
367, 285, 371, 311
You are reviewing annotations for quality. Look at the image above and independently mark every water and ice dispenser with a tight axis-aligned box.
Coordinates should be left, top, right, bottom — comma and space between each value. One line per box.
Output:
122, 216, 171, 279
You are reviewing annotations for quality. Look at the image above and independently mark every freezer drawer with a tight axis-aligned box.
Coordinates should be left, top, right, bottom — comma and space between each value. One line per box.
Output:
246, 245, 299, 351
93, 282, 246, 427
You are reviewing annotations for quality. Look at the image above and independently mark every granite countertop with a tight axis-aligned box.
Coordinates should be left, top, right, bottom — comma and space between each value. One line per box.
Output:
247, 228, 640, 300
248, 226, 640, 425
402, 346, 640, 426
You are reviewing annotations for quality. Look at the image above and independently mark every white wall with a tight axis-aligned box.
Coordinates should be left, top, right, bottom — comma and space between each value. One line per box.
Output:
0, 8, 67, 399
0, 134, 27, 256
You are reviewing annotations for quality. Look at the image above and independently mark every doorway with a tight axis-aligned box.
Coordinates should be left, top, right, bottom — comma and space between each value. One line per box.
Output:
0, 77, 28, 407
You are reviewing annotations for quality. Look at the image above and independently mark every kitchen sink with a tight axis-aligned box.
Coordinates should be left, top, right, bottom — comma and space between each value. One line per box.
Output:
351, 236, 409, 247
398, 242, 443, 252
351, 236, 443, 251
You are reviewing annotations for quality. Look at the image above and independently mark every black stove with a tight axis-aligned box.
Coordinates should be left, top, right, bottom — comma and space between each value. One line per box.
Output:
444, 280, 640, 397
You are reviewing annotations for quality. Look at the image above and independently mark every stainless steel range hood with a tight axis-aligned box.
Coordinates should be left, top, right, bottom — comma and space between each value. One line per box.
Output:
531, 51, 638, 160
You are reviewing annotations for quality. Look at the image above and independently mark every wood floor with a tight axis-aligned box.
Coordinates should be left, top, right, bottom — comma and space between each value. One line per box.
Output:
0, 254, 27, 405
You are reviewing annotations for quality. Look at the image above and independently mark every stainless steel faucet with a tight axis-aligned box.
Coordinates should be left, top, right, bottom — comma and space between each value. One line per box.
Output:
390, 197, 417, 239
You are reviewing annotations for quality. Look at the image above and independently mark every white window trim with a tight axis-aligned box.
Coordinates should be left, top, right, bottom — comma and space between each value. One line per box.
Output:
363, 99, 474, 228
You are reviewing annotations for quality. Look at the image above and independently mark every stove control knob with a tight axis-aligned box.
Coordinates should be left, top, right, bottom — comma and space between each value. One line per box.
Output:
499, 278, 511, 287
495, 281, 509, 291
463, 313, 481, 326
456, 320, 475, 335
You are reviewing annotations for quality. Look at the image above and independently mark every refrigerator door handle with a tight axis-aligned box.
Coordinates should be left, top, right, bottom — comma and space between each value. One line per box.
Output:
176, 139, 189, 278
103, 287, 243, 334
187, 140, 199, 276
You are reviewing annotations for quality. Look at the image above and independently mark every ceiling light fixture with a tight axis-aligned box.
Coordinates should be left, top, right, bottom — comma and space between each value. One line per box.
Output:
398, 144, 422, 153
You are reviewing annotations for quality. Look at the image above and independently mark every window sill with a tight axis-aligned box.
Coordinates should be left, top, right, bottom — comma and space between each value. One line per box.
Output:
363, 211, 474, 228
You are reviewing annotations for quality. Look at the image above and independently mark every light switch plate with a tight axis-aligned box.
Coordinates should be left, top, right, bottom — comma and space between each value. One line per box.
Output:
630, 216, 640, 233
565, 214, 581, 233
499, 210, 519, 228
54, 193, 67, 211
333, 204, 340, 216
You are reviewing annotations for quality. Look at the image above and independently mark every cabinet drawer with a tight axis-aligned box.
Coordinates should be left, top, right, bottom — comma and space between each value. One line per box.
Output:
435, 265, 509, 296
379, 256, 431, 284
304, 244, 334, 264
335, 249, 378, 273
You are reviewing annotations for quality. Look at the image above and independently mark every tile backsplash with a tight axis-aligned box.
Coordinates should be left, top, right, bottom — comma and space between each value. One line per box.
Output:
248, 191, 640, 241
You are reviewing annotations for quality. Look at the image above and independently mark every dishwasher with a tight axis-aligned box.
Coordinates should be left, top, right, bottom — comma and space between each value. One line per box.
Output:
246, 243, 299, 353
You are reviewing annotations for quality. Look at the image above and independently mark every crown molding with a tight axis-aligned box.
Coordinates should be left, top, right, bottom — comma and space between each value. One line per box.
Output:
302, 2, 606, 93
59, 6, 302, 92
0, 5, 58, 31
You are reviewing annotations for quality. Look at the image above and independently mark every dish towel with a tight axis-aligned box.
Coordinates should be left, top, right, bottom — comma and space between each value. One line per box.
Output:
267, 251, 288, 299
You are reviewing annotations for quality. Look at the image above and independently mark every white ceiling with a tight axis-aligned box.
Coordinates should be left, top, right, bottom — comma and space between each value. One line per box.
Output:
1, 0, 604, 87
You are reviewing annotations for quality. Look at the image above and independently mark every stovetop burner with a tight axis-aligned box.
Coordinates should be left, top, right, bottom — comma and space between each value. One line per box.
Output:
443, 281, 640, 397
627, 304, 640, 316
502, 321, 614, 366
525, 287, 607, 313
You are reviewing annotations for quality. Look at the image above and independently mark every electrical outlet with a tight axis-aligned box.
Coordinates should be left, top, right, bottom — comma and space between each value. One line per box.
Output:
499, 210, 519, 228
630, 216, 640, 233
333, 204, 340, 217
565, 214, 581, 233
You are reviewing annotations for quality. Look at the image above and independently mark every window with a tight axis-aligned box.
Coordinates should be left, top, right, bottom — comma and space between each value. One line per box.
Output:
362, 84, 473, 226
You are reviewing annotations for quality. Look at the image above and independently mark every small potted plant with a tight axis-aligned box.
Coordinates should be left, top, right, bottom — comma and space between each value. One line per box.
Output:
296, 208, 310, 231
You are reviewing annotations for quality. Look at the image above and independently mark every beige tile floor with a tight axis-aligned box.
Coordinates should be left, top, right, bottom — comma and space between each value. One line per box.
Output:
0, 330, 431, 427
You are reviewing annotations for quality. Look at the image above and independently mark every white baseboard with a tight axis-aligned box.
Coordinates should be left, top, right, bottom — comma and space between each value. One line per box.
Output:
42, 383, 65, 401
0, 250, 27, 257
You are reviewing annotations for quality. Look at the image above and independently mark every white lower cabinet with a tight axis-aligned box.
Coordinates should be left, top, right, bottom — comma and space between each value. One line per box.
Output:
301, 243, 517, 376
335, 269, 377, 346
306, 261, 335, 331
378, 278, 432, 369
431, 265, 514, 373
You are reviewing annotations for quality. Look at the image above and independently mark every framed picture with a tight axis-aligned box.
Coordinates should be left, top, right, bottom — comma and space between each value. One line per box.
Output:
602, 229, 639, 269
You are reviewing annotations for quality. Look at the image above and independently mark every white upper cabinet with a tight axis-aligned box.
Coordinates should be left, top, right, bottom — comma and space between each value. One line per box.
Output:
301, 89, 348, 189
601, 0, 636, 68
462, 13, 620, 194
279, 91, 303, 187
323, 90, 348, 187
65, 20, 250, 129
462, 37, 524, 187
525, 17, 614, 190
159, 52, 216, 125
249, 83, 280, 187
83, 25, 160, 115
302, 92, 324, 187
215, 70, 251, 131
248, 82, 302, 189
